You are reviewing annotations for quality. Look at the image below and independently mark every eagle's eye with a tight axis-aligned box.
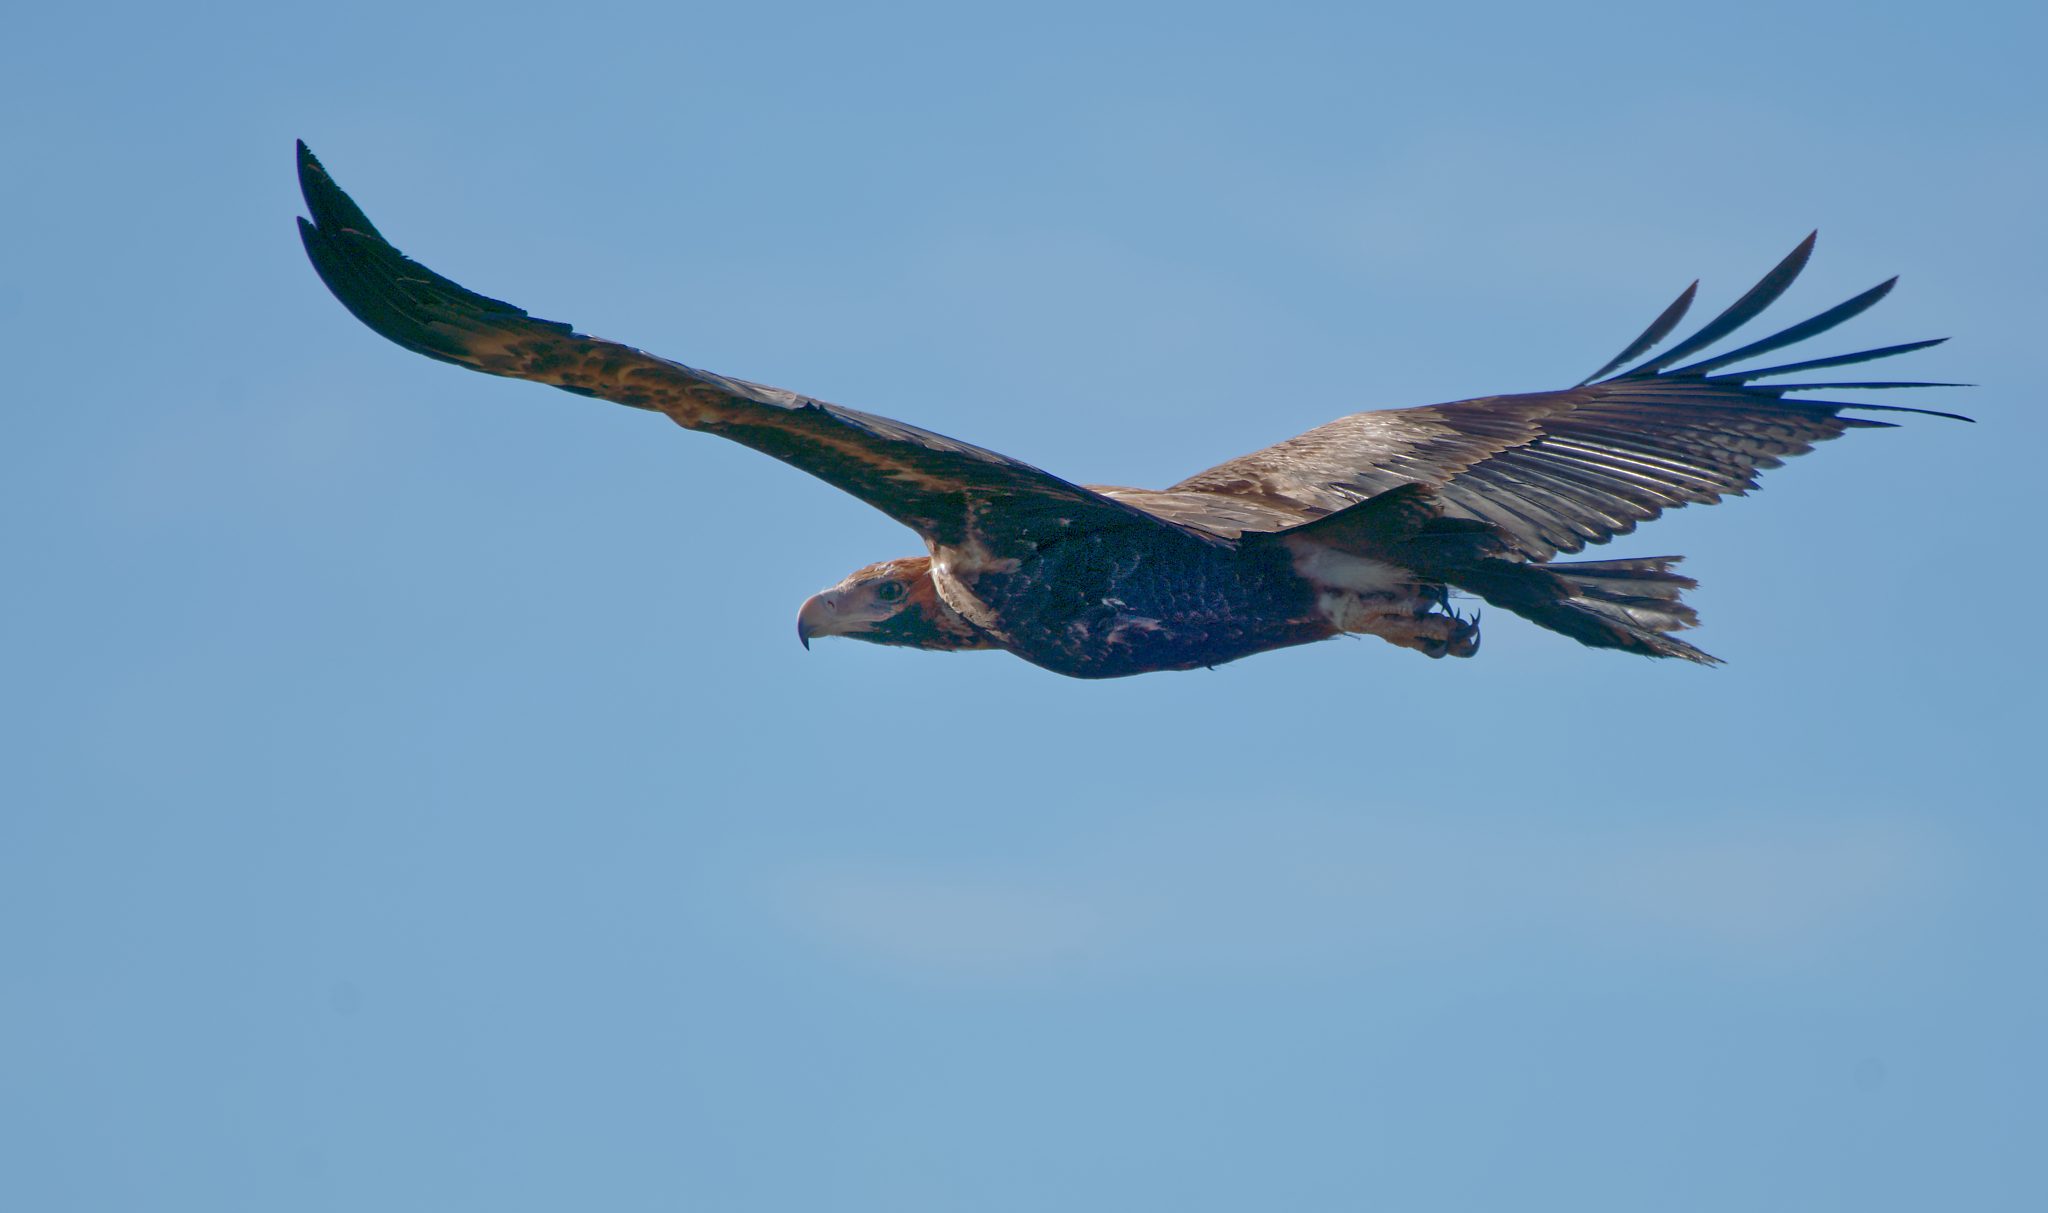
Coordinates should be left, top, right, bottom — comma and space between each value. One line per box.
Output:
874, 579, 907, 604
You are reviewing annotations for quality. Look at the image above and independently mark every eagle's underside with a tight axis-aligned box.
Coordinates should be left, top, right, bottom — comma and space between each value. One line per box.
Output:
295, 141, 1965, 678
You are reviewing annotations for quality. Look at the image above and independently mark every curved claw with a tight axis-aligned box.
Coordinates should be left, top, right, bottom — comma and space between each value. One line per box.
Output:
1446, 609, 1481, 658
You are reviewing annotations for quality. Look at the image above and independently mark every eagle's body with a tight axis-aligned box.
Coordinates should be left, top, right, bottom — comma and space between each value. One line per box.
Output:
296, 143, 1965, 678
928, 517, 1329, 679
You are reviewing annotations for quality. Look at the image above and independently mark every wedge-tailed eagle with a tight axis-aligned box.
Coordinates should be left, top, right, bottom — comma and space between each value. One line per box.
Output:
296, 142, 1966, 679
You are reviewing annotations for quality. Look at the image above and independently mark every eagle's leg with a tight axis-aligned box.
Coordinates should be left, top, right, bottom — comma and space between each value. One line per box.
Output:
1353, 597, 1481, 659
1316, 585, 1480, 658
1366, 613, 1480, 659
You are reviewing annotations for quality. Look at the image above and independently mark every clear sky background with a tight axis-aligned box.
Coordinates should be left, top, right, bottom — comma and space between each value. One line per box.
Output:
4, 2, 2043, 1209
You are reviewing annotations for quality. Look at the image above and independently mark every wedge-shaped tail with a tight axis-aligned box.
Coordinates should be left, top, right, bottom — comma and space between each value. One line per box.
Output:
1448, 556, 1714, 664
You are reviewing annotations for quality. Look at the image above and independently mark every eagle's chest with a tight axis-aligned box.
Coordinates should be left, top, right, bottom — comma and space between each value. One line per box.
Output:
929, 530, 1327, 678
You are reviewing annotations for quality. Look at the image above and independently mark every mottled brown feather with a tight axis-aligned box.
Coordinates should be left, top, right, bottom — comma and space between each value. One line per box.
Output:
295, 142, 1179, 552
1152, 237, 1963, 559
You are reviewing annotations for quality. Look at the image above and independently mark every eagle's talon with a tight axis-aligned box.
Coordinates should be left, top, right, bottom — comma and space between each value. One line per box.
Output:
1446, 614, 1481, 658
1362, 607, 1481, 659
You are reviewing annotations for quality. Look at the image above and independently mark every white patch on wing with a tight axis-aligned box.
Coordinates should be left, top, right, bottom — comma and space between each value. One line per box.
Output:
1287, 545, 1411, 596
930, 561, 1000, 632
929, 500, 1029, 637
929, 537, 1020, 636
1288, 542, 1425, 634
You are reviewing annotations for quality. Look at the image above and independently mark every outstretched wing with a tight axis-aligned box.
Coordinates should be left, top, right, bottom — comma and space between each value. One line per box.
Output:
295, 142, 1180, 551
1162, 234, 1967, 558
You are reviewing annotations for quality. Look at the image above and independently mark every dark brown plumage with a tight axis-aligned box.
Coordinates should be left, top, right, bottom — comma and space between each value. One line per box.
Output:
297, 142, 1967, 678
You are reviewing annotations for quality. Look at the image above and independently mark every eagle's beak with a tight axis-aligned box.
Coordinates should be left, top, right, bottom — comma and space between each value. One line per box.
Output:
796, 591, 838, 650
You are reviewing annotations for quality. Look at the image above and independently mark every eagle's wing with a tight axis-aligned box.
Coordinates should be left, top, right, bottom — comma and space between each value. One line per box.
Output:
1159, 234, 1967, 557
296, 143, 1187, 551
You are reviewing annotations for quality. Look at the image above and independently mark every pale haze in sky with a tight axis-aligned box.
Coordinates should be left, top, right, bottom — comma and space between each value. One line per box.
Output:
3, 2, 2043, 1210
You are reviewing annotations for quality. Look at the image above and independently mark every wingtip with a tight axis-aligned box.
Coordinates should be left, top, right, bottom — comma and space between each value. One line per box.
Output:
1620, 232, 1827, 377
1578, 278, 1702, 385
294, 141, 388, 244
295, 139, 326, 215
295, 139, 323, 188
1784, 230, 1819, 272
1773, 231, 1819, 287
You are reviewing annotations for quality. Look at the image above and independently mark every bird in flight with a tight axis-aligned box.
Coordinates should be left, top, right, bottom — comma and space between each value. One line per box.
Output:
296, 141, 1966, 679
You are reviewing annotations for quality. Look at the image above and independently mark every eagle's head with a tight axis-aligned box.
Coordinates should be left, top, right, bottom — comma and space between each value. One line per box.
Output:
796, 557, 993, 653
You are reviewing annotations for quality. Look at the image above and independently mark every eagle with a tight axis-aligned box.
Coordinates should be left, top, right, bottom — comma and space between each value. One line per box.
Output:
295, 142, 1966, 679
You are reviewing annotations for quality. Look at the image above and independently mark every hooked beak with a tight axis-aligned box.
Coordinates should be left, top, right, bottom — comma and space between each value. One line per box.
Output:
796, 591, 839, 650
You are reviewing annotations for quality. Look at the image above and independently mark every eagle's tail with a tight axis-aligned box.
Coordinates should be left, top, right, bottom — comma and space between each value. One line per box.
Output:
1447, 556, 1720, 664
1271, 484, 1720, 663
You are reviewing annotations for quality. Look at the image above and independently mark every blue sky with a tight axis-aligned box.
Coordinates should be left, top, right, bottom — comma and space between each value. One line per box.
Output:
4, 2, 2043, 1209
